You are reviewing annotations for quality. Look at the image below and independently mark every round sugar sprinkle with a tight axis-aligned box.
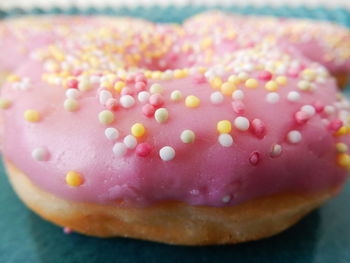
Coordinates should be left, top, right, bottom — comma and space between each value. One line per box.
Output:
180, 130, 195, 143
287, 91, 300, 102
155, 108, 169, 123
105, 127, 119, 140
113, 142, 127, 156
218, 134, 233, 147
138, 91, 150, 103
266, 92, 280, 104
32, 147, 49, 161
120, 95, 135, 108
210, 92, 224, 105
287, 130, 302, 144
159, 146, 176, 161
123, 135, 138, 149
234, 116, 250, 131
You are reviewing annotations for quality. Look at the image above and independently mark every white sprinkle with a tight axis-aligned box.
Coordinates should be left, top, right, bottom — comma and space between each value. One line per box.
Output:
31, 147, 49, 161
287, 91, 300, 102
159, 146, 176, 161
266, 92, 280, 104
65, 88, 80, 99
180, 130, 196, 143
150, 83, 164, 94
324, 105, 335, 115
120, 95, 135, 108
99, 90, 112, 105
218, 134, 233, 147
298, 80, 311, 91
154, 108, 169, 123
63, 98, 79, 112
113, 142, 127, 156
105, 128, 119, 140
78, 77, 91, 91
270, 144, 282, 157
232, 90, 244, 100
234, 116, 250, 131
210, 92, 224, 105
90, 75, 101, 84
137, 91, 150, 104
287, 130, 302, 144
222, 195, 231, 203
301, 105, 316, 117
123, 135, 137, 149
170, 90, 182, 101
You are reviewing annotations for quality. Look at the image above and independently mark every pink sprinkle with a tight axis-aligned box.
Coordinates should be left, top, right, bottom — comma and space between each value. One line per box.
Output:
136, 143, 152, 157
106, 98, 118, 111
193, 73, 206, 84
72, 69, 83, 77
121, 87, 134, 96
288, 69, 299, 78
249, 151, 260, 166
328, 119, 343, 132
232, 100, 245, 114
294, 111, 309, 124
135, 81, 146, 92
312, 101, 324, 113
149, 94, 164, 107
67, 79, 78, 89
251, 119, 266, 138
142, 104, 155, 117
135, 74, 147, 84
258, 71, 272, 81
63, 227, 72, 234
126, 74, 135, 84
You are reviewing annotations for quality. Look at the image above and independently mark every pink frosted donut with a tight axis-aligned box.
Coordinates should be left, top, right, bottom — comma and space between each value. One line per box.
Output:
1, 15, 350, 245
184, 11, 350, 87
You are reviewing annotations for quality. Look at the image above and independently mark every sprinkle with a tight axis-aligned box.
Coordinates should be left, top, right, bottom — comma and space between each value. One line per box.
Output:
217, 120, 232, 134
287, 91, 301, 102
123, 135, 137, 149
65, 89, 80, 99
336, 143, 348, 153
270, 144, 282, 157
328, 120, 343, 132
136, 143, 152, 157
324, 106, 335, 115
287, 130, 302, 144
294, 111, 309, 124
180, 130, 196, 143
113, 142, 127, 156
228, 75, 241, 85
173, 69, 187, 79
185, 95, 200, 108
265, 81, 279, 91
276, 76, 287, 86
231, 100, 245, 114
78, 77, 91, 91
221, 82, 236, 96
210, 92, 224, 105
64, 98, 79, 112
218, 134, 233, 147
301, 105, 316, 117
150, 83, 164, 94
63, 227, 72, 234
131, 123, 145, 137
301, 69, 316, 81
238, 72, 249, 81
31, 147, 49, 161
249, 151, 260, 166
138, 91, 150, 103
149, 94, 164, 107
258, 71, 272, 81
234, 117, 250, 131
24, 109, 40, 122
154, 108, 169, 123
336, 153, 350, 168
251, 119, 266, 138
159, 146, 176, 161
105, 127, 119, 140
210, 77, 222, 89
120, 95, 135, 108
0, 98, 11, 109
266, 92, 280, 104
66, 78, 78, 89
298, 80, 311, 91
105, 98, 118, 111
245, 78, 259, 89
65, 171, 83, 187
98, 110, 114, 125
135, 81, 146, 92
221, 195, 231, 203
114, 81, 126, 92
170, 90, 182, 101
232, 90, 244, 100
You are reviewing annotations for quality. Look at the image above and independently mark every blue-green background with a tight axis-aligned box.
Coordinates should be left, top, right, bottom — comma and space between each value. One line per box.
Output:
0, 6, 350, 263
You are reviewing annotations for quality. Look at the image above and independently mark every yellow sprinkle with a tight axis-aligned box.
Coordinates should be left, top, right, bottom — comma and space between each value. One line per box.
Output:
180, 130, 196, 143
170, 90, 182, 101
336, 153, 350, 168
150, 83, 164, 94
0, 98, 11, 109
265, 81, 279, 91
334, 126, 347, 137
185, 95, 200, 108
276, 76, 288, 86
210, 77, 222, 89
228, 75, 241, 85
63, 98, 79, 112
6, 74, 20, 83
174, 69, 187, 79
151, 71, 162, 79
65, 171, 84, 187
114, 81, 126, 93
24, 109, 40, 122
302, 69, 316, 81
245, 78, 259, 89
131, 123, 146, 137
98, 110, 114, 125
200, 37, 213, 49
217, 120, 232, 134
221, 82, 236, 96
336, 143, 348, 153
100, 81, 112, 90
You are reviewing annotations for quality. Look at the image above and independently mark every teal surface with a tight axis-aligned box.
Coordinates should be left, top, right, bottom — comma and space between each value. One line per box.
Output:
1, 6, 350, 263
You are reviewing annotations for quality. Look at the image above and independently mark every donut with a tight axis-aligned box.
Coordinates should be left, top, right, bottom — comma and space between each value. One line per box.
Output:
184, 11, 350, 88
1, 15, 350, 245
